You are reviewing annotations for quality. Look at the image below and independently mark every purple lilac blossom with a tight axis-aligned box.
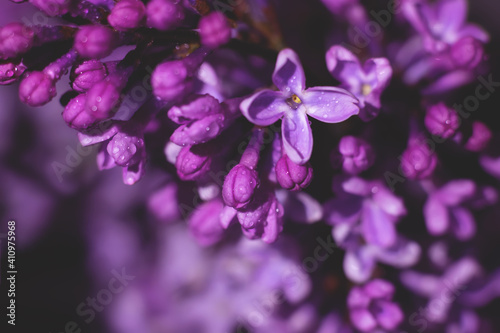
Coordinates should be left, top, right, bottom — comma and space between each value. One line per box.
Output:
1, 0, 500, 332
241, 48, 359, 164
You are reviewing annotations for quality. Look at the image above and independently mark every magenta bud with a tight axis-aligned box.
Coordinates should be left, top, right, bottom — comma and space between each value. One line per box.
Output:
175, 145, 211, 181
170, 113, 225, 145
425, 103, 461, 139
74, 25, 118, 59
18, 71, 56, 107
107, 131, 145, 166
146, 0, 185, 31
400, 141, 437, 180
222, 164, 260, 209
188, 199, 225, 246
85, 77, 121, 120
0, 23, 34, 59
0, 61, 26, 85
63, 94, 98, 129
198, 12, 232, 49
71, 60, 108, 92
276, 155, 313, 191
465, 121, 492, 152
152, 60, 194, 101
108, 0, 146, 31
29, 0, 71, 16
167, 94, 221, 123
333, 136, 374, 174
450, 37, 484, 70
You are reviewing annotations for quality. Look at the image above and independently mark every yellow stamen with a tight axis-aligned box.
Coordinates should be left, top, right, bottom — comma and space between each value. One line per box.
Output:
361, 84, 372, 96
292, 94, 302, 104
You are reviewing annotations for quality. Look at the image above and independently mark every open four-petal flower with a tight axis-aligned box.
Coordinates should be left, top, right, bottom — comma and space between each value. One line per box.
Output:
240, 48, 359, 165
326, 45, 392, 121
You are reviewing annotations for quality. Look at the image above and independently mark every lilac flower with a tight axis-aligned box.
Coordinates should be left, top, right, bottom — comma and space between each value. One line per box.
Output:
241, 48, 359, 164
108, 0, 146, 31
0, 22, 34, 59
399, 136, 438, 180
326, 45, 392, 121
70, 60, 109, 93
402, 0, 489, 53
168, 95, 241, 146
146, 0, 185, 31
175, 145, 212, 181
425, 103, 461, 139
62, 93, 98, 129
222, 164, 260, 209
331, 135, 374, 175
188, 198, 225, 246
325, 176, 407, 249
275, 154, 313, 191
19, 49, 78, 107
347, 279, 404, 332
74, 25, 118, 59
152, 47, 209, 102
423, 180, 477, 240
464, 121, 491, 152
198, 12, 232, 49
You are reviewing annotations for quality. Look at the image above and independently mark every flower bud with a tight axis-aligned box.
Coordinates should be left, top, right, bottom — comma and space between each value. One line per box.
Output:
0, 61, 26, 85
188, 199, 225, 246
29, 0, 71, 16
222, 164, 260, 209
152, 60, 194, 101
424, 103, 460, 139
450, 37, 484, 70
63, 94, 98, 130
465, 121, 491, 152
107, 131, 145, 167
175, 145, 211, 181
332, 136, 374, 174
170, 113, 226, 145
400, 141, 437, 180
85, 77, 121, 120
198, 12, 232, 49
167, 94, 221, 123
18, 71, 56, 107
108, 0, 146, 31
146, 0, 185, 31
71, 60, 108, 92
276, 155, 313, 191
0, 23, 34, 59
74, 25, 118, 59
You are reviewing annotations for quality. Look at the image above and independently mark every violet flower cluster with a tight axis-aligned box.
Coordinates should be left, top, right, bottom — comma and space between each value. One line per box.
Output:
2, 0, 500, 332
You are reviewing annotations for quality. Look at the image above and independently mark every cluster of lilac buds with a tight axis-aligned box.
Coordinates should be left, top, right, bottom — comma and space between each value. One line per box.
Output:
2, 0, 500, 332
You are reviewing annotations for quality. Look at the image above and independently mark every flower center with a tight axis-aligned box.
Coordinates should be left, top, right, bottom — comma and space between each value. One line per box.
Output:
286, 94, 302, 109
361, 83, 372, 96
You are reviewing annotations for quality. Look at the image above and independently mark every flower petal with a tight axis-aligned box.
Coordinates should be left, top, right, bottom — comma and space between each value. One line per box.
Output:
302, 86, 359, 123
325, 45, 363, 88
362, 57, 393, 108
344, 248, 376, 283
349, 308, 377, 332
437, 179, 476, 206
424, 196, 449, 237
376, 300, 404, 330
282, 106, 313, 164
361, 200, 397, 248
272, 48, 306, 94
450, 207, 476, 240
373, 237, 421, 268
240, 89, 288, 126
